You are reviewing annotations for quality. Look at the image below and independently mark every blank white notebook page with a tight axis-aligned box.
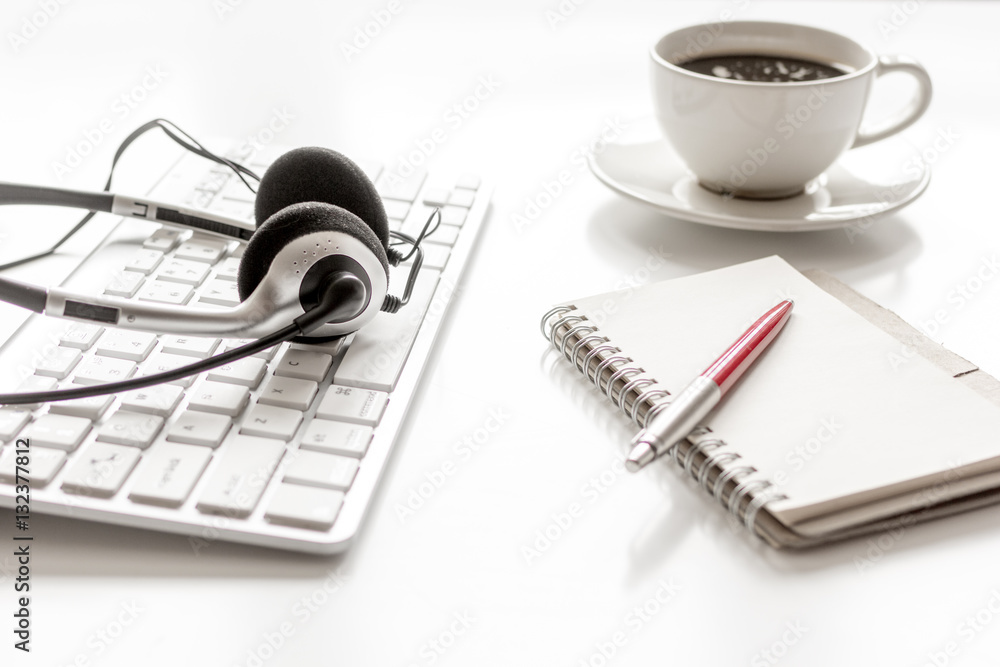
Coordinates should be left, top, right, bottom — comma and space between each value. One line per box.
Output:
566, 256, 1000, 536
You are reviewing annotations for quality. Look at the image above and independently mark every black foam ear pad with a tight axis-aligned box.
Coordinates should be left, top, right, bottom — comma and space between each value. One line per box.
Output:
237, 201, 389, 301
254, 147, 390, 250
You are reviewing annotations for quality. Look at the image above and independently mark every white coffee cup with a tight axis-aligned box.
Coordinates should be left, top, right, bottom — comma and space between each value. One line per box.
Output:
651, 21, 932, 199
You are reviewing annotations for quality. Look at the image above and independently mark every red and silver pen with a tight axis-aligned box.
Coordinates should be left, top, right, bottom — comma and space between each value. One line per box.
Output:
626, 299, 794, 472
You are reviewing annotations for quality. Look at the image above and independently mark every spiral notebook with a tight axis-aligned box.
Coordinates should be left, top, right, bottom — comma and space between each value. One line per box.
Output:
542, 256, 1000, 548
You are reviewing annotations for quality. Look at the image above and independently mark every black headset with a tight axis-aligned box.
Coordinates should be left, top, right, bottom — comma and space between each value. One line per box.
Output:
0, 121, 437, 405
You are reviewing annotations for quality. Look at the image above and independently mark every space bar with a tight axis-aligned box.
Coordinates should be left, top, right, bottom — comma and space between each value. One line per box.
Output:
333, 268, 441, 391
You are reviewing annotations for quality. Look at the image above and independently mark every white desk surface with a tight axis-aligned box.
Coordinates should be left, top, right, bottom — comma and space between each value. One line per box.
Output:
2, 1, 1000, 665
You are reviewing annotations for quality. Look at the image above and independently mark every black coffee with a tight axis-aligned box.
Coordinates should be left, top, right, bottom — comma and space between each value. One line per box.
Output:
678, 53, 849, 82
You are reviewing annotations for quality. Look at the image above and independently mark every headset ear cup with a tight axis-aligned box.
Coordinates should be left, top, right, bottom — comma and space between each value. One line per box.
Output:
237, 202, 389, 302
253, 147, 390, 250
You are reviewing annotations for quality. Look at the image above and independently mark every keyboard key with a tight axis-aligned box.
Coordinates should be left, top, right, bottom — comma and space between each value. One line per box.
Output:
214, 256, 242, 281
73, 356, 136, 385
376, 168, 426, 202
96, 411, 164, 449
35, 347, 82, 379
424, 224, 460, 246
125, 249, 164, 274
0, 445, 66, 487
136, 281, 193, 305
196, 435, 285, 517
265, 484, 344, 530
96, 329, 158, 362
258, 376, 318, 411
207, 357, 267, 388
103, 270, 145, 298
157, 258, 211, 285
187, 189, 215, 209
175, 238, 228, 263
16, 375, 56, 409
455, 173, 481, 190
198, 279, 240, 306
129, 442, 213, 507
224, 339, 279, 361
284, 450, 358, 491
422, 188, 451, 207
299, 421, 373, 458
25, 414, 92, 451
199, 167, 232, 193
188, 381, 250, 417
142, 227, 184, 252
141, 352, 200, 388
49, 394, 114, 421
119, 384, 184, 416
333, 269, 439, 391
161, 335, 220, 359
315, 386, 388, 426
61, 441, 140, 497
289, 337, 347, 355
383, 199, 410, 221
421, 244, 451, 270
218, 177, 256, 203
448, 188, 476, 208
240, 403, 303, 441
401, 204, 438, 238
0, 410, 31, 441
167, 411, 232, 448
59, 323, 104, 350
141, 279, 196, 305
273, 348, 333, 382
440, 205, 468, 226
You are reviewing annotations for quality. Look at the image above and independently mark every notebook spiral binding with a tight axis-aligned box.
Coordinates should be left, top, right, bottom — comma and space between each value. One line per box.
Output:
541, 305, 788, 534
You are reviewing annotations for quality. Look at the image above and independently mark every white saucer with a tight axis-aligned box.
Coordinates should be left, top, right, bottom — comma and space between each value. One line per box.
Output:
589, 119, 931, 232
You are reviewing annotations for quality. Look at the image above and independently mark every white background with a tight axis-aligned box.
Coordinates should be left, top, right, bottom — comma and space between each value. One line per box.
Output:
2, 1, 1000, 665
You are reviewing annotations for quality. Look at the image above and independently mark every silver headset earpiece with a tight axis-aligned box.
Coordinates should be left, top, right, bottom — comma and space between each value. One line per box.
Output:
0, 121, 436, 405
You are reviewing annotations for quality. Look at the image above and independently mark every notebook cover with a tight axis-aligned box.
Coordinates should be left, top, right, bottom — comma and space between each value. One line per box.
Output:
753, 269, 1000, 548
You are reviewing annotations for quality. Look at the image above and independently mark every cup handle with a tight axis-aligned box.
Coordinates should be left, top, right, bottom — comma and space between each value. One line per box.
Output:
851, 54, 933, 149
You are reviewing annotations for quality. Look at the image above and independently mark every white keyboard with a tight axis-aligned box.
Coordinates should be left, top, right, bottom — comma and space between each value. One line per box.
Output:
0, 143, 491, 553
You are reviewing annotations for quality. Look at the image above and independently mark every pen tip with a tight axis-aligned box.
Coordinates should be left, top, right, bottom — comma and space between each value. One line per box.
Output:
626, 442, 656, 472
